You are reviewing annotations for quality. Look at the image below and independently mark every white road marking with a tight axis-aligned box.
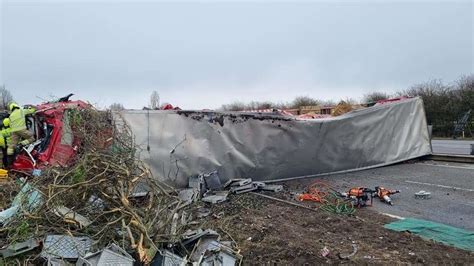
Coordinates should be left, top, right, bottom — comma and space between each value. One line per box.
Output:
381, 212, 405, 220
417, 162, 474, 170
405, 180, 474, 192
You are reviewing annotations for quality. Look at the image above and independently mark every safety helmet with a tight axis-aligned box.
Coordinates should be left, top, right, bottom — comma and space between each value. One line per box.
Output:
9, 102, 19, 112
3, 118, 9, 128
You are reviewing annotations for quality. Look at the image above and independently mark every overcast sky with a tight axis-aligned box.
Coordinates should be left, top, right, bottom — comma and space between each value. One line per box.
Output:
1, 0, 472, 109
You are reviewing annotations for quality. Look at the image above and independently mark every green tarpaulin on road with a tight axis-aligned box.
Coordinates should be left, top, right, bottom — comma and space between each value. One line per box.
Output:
385, 218, 474, 251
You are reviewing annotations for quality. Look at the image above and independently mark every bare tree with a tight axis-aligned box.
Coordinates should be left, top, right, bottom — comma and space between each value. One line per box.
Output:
149, 91, 160, 109
109, 102, 125, 111
290, 96, 320, 109
363, 91, 390, 103
0, 85, 14, 110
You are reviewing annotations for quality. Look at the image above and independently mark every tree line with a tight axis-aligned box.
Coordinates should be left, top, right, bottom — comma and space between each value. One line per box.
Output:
219, 75, 473, 137
1, 74, 472, 138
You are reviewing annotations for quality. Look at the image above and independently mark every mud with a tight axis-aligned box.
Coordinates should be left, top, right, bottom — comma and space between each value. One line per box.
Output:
197, 193, 473, 264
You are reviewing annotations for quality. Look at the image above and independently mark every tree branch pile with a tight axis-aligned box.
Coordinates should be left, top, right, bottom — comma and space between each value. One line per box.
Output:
0, 109, 190, 263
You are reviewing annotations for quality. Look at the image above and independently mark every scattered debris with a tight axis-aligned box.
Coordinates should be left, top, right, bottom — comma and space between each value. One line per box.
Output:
0, 238, 40, 258
77, 244, 135, 266
202, 191, 229, 204
224, 178, 252, 188
151, 249, 187, 266
261, 184, 283, 192
196, 207, 212, 218
415, 190, 432, 199
230, 183, 259, 194
320, 246, 330, 257
202, 171, 222, 190
338, 244, 358, 260
41, 235, 93, 260
53, 206, 92, 228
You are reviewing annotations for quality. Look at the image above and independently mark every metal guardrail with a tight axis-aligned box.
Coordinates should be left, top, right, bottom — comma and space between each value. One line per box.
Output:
425, 154, 474, 164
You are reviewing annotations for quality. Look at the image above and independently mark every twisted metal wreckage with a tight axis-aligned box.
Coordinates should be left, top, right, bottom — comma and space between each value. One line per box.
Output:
0, 96, 432, 264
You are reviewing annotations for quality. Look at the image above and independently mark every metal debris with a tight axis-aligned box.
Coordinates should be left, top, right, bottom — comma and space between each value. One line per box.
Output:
230, 183, 258, 194
224, 178, 252, 188
41, 235, 93, 260
53, 206, 92, 228
151, 249, 187, 266
0, 238, 40, 258
415, 190, 431, 199
76, 243, 135, 266
202, 191, 229, 204
261, 184, 284, 192
203, 171, 222, 190
338, 244, 358, 260
178, 188, 200, 205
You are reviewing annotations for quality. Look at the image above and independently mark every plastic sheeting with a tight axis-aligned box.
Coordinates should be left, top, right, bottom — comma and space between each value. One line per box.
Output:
385, 218, 474, 251
118, 97, 431, 187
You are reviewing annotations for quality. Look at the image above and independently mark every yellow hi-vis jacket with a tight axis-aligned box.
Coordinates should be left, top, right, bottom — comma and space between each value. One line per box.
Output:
0, 128, 12, 148
9, 107, 36, 133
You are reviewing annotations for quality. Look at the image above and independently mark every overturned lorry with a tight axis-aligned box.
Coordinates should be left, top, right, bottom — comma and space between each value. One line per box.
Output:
0, 95, 433, 264
12, 96, 431, 183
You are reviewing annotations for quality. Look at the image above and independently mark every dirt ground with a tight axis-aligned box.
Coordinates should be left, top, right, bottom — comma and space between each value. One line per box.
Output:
197, 192, 474, 264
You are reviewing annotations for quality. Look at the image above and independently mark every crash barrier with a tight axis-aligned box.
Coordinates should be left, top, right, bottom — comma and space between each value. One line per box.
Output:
385, 218, 474, 251
119, 97, 432, 187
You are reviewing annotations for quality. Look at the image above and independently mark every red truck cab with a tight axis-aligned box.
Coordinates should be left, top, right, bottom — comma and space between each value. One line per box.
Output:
11, 97, 91, 172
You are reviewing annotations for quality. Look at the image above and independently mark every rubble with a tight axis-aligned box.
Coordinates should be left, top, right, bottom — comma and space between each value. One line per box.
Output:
0, 109, 205, 264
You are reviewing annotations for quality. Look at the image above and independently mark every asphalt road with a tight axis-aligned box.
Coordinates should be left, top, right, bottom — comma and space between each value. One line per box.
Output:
431, 139, 474, 155
283, 161, 474, 230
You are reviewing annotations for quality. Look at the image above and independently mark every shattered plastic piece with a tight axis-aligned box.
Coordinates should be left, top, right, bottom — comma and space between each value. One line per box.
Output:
41, 235, 92, 259
53, 206, 92, 228
415, 191, 431, 199
200, 241, 241, 266
196, 208, 211, 218
202, 191, 229, 204
182, 229, 220, 246
32, 169, 42, 177
151, 249, 187, 266
320, 246, 330, 257
252, 182, 266, 189
225, 178, 252, 188
178, 188, 199, 205
48, 258, 68, 266
338, 244, 358, 259
188, 175, 204, 191
230, 183, 258, 194
190, 238, 220, 262
261, 184, 283, 192
76, 243, 134, 266
0, 182, 42, 226
0, 238, 40, 258
202, 171, 222, 190
170, 213, 179, 236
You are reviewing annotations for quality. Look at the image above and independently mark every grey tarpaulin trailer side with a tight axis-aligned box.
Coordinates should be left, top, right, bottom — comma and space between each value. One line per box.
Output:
116, 97, 432, 187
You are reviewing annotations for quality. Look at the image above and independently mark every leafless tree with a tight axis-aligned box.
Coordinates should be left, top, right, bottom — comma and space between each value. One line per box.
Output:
362, 91, 390, 103
109, 102, 125, 111
0, 85, 14, 110
290, 96, 320, 109
149, 91, 160, 109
